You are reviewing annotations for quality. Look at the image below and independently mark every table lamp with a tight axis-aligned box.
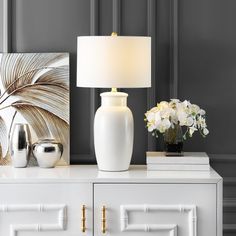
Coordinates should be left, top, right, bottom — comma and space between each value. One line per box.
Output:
77, 33, 151, 171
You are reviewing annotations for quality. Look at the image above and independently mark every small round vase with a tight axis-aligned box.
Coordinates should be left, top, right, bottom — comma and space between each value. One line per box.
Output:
164, 124, 183, 156
32, 139, 63, 168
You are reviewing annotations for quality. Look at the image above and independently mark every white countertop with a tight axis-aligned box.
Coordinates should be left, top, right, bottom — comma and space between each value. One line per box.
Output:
0, 165, 222, 184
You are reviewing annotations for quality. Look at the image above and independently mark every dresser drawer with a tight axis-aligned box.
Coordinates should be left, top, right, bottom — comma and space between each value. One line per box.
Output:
0, 183, 92, 236
94, 183, 217, 236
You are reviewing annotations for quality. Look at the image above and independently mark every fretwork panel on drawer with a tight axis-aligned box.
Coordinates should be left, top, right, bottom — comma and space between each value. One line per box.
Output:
94, 183, 216, 236
0, 183, 92, 236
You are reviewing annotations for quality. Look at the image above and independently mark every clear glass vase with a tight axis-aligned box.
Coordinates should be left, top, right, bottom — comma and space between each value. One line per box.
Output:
164, 124, 183, 156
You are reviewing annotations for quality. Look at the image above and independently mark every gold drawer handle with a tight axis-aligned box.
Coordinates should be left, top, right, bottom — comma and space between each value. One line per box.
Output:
81, 205, 86, 233
101, 205, 106, 234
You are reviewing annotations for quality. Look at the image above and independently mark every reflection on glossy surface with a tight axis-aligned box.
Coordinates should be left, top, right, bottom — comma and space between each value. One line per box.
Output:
97, 169, 131, 179
10, 123, 31, 168
0, 165, 221, 184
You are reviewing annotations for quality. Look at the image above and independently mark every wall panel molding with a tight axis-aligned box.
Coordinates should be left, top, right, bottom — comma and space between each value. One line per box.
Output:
170, 0, 178, 98
209, 154, 236, 163
112, 0, 121, 34
2, 0, 11, 52
223, 198, 236, 232
224, 198, 236, 212
147, 0, 157, 150
90, 0, 98, 36
147, 0, 157, 108
89, 0, 98, 162
224, 177, 236, 186
76, 0, 99, 163
223, 224, 236, 233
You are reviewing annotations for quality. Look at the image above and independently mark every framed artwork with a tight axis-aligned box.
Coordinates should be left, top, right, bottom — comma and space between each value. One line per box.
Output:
0, 53, 70, 166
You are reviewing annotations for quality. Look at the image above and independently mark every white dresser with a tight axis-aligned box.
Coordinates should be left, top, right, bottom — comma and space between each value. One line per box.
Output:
0, 165, 222, 236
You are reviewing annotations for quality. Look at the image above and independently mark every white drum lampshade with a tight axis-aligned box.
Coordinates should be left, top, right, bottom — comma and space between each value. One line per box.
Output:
77, 35, 151, 171
77, 36, 151, 88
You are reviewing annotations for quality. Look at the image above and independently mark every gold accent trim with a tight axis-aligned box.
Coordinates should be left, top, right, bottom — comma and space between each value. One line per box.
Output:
81, 205, 86, 233
111, 88, 117, 92
110, 32, 118, 94
101, 206, 106, 234
111, 32, 118, 36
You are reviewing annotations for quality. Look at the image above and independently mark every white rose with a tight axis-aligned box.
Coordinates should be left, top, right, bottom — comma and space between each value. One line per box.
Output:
158, 101, 169, 110
199, 109, 206, 115
190, 104, 200, 114
197, 116, 206, 128
176, 102, 185, 110
177, 110, 187, 126
160, 107, 175, 119
170, 98, 180, 103
146, 112, 155, 122
170, 99, 180, 107
150, 106, 159, 113
183, 100, 190, 108
155, 111, 161, 123
156, 119, 171, 133
186, 116, 194, 126
189, 126, 197, 137
203, 128, 209, 135
148, 123, 155, 132
170, 113, 178, 124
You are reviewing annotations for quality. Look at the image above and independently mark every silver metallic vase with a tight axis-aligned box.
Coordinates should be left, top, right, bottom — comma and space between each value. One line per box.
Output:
32, 139, 63, 168
10, 123, 31, 168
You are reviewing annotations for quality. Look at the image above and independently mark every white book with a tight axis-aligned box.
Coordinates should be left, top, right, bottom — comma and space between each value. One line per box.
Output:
147, 164, 210, 171
146, 152, 209, 165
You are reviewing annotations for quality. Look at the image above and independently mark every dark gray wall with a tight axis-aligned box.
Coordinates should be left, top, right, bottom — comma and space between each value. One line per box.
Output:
0, 0, 236, 233
177, 1, 236, 235
0, 0, 3, 51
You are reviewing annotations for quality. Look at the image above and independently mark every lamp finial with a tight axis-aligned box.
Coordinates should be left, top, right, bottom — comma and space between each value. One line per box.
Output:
111, 32, 118, 36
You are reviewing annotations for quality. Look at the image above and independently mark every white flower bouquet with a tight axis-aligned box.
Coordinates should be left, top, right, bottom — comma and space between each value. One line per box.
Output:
144, 99, 209, 140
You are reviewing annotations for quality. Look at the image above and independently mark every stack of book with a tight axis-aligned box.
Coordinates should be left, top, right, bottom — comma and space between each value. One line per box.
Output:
146, 152, 210, 171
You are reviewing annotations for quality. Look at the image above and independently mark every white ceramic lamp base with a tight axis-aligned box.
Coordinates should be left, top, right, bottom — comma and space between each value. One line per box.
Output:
94, 92, 134, 171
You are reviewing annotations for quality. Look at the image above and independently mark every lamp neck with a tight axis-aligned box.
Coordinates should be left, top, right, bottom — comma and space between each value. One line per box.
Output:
100, 92, 128, 107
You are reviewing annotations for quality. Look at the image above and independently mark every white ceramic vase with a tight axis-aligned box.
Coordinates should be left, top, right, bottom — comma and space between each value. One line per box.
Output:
94, 92, 134, 171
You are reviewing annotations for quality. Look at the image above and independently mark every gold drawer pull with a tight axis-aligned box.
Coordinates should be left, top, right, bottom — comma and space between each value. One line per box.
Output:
101, 205, 106, 234
81, 205, 86, 233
